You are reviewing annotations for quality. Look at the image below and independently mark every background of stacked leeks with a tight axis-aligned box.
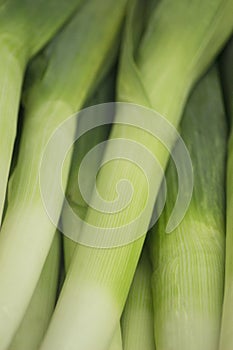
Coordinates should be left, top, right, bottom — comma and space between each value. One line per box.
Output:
0, 0, 232, 349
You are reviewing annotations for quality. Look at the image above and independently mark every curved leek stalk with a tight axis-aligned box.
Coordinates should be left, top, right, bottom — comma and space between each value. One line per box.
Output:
150, 67, 226, 350
0, 1, 126, 348
121, 245, 155, 350
0, 0, 83, 224
62, 70, 115, 271
62, 70, 123, 350
40, 0, 233, 349
8, 233, 61, 350
219, 36, 233, 350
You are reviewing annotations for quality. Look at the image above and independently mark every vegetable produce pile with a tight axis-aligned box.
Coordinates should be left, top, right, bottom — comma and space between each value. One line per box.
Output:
0, 0, 232, 349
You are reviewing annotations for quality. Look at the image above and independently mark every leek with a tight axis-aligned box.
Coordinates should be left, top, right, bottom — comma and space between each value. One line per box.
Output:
121, 245, 155, 350
62, 70, 123, 350
40, 1, 233, 350
8, 233, 61, 350
0, 0, 127, 348
0, 0, 83, 224
62, 70, 116, 271
150, 67, 226, 350
219, 36, 233, 350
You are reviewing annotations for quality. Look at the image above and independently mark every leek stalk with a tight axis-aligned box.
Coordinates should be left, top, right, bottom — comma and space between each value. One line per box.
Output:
0, 0, 83, 224
121, 245, 155, 350
62, 70, 116, 271
62, 70, 123, 350
8, 233, 61, 350
150, 67, 226, 350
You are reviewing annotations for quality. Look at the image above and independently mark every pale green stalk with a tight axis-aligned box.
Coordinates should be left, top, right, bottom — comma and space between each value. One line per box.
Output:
8, 233, 61, 350
62, 71, 115, 271
150, 67, 226, 350
62, 71, 123, 350
121, 245, 155, 350
0, 1, 127, 348
219, 36, 233, 350
0, 0, 83, 224
40, 1, 233, 349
